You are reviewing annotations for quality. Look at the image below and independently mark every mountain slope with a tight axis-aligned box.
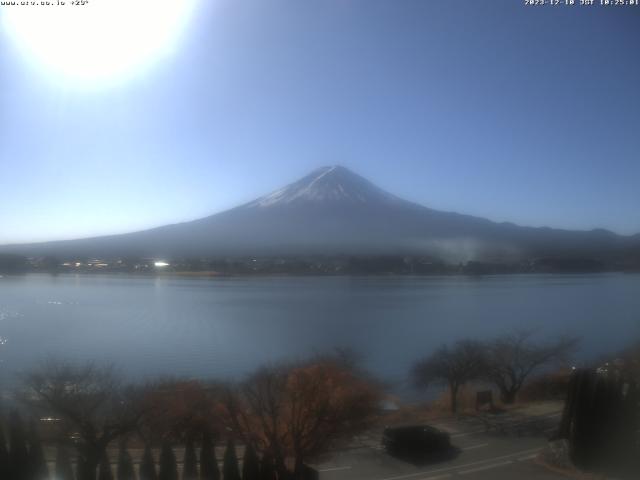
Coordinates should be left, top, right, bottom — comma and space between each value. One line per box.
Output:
242, 165, 404, 207
2, 166, 638, 262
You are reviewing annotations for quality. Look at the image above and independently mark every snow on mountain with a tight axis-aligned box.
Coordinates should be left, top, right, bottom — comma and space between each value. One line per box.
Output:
244, 165, 404, 208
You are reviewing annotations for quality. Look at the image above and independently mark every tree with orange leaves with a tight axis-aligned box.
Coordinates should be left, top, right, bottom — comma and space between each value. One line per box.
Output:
223, 353, 380, 478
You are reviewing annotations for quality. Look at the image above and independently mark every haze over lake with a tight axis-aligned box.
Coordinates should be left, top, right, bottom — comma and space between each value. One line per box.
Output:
1, 273, 638, 398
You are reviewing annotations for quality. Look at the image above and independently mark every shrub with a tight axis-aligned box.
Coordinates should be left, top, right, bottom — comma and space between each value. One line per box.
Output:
518, 369, 572, 403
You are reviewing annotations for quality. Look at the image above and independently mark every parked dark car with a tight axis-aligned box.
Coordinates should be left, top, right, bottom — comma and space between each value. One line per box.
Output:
382, 425, 451, 458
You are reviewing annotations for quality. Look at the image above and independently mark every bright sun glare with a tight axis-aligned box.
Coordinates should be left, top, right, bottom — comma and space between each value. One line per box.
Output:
2, 0, 198, 84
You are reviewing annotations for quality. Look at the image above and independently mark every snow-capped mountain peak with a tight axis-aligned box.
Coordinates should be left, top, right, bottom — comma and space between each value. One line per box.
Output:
245, 165, 402, 208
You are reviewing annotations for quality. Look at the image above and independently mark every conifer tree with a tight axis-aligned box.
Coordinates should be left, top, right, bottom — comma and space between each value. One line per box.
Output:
116, 444, 136, 480
98, 452, 114, 480
241, 444, 260, 480
183, 438, 198, 480
259, 450, 277, 480
27, 420, 49, 480
158, 441, 178, 480
199, 431, 219, 480
139, 445, 157, 480
76, 453, 89, 480
55, 445, 75, 480
0, 427, 10, 480
223, 439, 241, 480
8, 412, 30, 480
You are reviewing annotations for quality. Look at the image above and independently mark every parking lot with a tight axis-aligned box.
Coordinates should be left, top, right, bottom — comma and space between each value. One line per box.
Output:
313, 410, 568, 480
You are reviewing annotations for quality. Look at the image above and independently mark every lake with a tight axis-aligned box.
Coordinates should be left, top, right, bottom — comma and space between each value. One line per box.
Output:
1, 273, 639, 399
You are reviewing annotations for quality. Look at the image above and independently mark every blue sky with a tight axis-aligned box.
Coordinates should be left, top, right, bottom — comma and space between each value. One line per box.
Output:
1, 0, 639, 244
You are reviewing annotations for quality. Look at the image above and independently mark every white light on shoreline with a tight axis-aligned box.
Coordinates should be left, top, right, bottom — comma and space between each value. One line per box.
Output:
154, 261, 170, 268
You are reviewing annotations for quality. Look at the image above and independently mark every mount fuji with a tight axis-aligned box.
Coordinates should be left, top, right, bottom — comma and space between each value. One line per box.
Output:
2, 166, 638, 263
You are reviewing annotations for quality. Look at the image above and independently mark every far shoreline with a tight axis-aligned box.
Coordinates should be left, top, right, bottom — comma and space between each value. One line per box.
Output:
2, 270, 638, 281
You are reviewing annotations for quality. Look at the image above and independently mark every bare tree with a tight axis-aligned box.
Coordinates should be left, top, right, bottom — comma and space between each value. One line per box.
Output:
412, 340, 486, 414
22, 360, 147, 480
223, 366, 291, 477
289, 359, 379, 474
483, 331, 579, 404
137, 379, 223, 443
223, 354, 380, 478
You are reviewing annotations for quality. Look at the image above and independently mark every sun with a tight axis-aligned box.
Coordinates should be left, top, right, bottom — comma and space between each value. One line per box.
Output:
1, 0, 198, 85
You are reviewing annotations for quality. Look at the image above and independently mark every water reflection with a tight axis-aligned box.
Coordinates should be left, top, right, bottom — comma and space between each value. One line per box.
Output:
0, 273, 638, 399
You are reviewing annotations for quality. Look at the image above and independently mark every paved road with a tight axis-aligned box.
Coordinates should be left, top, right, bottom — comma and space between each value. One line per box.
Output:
314, 413, 567, 480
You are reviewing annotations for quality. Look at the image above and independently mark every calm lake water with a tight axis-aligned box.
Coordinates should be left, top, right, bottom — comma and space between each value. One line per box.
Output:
1, 273, 639, 398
